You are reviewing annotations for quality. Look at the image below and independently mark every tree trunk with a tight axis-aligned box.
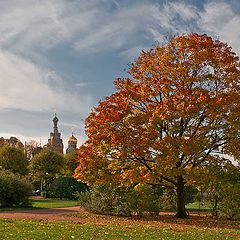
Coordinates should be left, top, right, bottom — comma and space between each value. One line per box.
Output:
175, 176, 188, 218
40, 177, 44, 191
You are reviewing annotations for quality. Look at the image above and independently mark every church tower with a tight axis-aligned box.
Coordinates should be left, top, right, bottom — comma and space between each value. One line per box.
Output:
46, 114, 64, 154
66, 133, 77, 153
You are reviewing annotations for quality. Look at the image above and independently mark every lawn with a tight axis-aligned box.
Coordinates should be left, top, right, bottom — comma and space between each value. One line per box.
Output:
0, 198, 79, 211
0, 218, 239, 240
31, 198, 79, 209
186, 201, 211, 212
0, 199, 239, 239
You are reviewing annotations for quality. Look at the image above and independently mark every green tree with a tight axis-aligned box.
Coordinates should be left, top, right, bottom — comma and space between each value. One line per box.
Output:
29, 149, 64, 192
0, 136, 24, 150
0, 146, 28, 175
6, 136, 24, 149
64, 150, 78, 176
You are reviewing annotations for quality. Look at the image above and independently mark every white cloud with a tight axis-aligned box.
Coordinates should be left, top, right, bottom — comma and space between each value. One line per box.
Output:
199, 1, 240, 55
0, 0, 103, 54
147, 1, 199, 42
200, 2, 234, 31
168, 2, 198, 21
74, 3, 158, 53
0, 0, 239, 111
144, 1, 240, 56
0, 51, 92, 113
0, 0, 160, 55
0, 0, 239, 57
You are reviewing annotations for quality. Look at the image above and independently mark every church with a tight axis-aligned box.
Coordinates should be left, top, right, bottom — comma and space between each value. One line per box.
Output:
44, 114, 77, 154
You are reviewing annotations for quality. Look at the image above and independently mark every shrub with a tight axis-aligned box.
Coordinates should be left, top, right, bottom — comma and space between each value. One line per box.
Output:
218, 184, 240, 220
78, 183, 162, 216
197, 183, 240, 219
159, 189, 176, 211
0, 170, 33, 207
49, 176, 88, 200
185, 186, 198, 204
158, 186, 197, 212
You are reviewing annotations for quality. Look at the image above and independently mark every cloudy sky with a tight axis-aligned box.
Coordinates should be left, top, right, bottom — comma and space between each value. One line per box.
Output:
0, 0, 240, 149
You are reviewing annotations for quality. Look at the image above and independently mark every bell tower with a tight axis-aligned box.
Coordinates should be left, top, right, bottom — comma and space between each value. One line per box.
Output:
46, 114, 64, 154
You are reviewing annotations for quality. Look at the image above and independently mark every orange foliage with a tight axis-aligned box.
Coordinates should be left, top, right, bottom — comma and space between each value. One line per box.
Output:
75, 33, 240, 193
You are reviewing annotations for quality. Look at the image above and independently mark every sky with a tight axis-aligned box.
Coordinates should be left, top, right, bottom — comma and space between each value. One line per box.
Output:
0, 0, 240, 149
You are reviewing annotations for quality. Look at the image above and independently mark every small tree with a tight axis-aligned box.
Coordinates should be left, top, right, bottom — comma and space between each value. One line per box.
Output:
29, 149, 64, 193
75, 33, 240, 218
0, 146, 28, 175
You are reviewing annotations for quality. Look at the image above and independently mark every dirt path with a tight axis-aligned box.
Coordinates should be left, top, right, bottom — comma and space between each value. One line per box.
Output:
0, 207, 89, 222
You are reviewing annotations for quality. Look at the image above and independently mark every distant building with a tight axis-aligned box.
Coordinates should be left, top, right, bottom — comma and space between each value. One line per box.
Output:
66, 133, 77, 153
44, 114, 64, 154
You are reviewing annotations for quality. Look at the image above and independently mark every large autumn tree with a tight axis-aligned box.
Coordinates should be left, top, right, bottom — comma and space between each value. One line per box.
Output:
75, 34, 240, 218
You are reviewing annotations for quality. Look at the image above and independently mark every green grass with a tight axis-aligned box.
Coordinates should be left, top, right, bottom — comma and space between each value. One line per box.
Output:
31, 198, 79, 209
186, 201, 211, 211
0, 198, 79, 212
0, 219, 239, 240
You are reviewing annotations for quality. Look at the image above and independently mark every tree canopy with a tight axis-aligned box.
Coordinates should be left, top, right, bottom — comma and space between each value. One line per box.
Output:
75, 33, 240, 218
29, 149, 64, 181
0, 146, 28, 175
64, 150, 79, 176
0, 136, 24, 149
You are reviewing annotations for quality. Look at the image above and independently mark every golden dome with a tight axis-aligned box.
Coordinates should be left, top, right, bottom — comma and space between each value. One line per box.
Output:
68, 134, 77, 143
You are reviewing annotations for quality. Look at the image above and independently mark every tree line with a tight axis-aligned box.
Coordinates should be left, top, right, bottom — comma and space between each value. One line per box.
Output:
0, 136, 87, 207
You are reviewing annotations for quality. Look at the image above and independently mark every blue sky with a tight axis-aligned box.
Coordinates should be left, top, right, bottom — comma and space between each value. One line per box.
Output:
0, 0, 240, 149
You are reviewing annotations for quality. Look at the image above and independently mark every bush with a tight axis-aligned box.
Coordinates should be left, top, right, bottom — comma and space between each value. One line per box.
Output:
159, 189, 176, 211
49, 176, 88, 200
158, 186, 197, 212
78, 183, 162, 216
185, 186, 198, 204
78, 185, 130, 216
0, 170, 33, 207
197, 183, 240, 219
218, 184, 240, 220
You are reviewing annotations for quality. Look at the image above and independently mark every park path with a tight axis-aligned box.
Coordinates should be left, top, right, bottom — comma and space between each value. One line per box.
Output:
0, 206, 86, 222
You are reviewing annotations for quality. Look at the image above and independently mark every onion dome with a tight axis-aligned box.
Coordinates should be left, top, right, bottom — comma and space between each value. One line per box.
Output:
53, 114, 59, 123
68, 134, 77, 144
